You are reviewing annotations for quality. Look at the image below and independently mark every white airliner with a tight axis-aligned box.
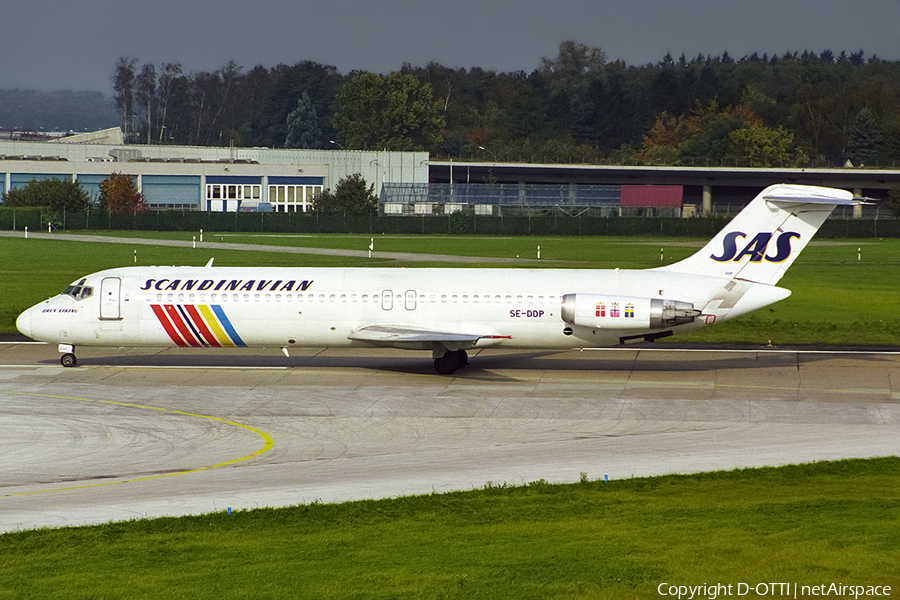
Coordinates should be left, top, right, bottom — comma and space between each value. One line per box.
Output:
16, 184, 860, 374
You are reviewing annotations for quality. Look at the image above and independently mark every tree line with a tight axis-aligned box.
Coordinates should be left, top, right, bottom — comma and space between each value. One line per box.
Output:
108, 42, 898, 167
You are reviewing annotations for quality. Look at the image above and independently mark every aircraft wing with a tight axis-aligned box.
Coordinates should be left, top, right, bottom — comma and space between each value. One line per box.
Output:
348, 325, 485, 345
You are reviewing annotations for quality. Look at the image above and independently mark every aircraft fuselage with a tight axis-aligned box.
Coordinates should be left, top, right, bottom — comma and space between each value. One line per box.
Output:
18, 265, 750, 352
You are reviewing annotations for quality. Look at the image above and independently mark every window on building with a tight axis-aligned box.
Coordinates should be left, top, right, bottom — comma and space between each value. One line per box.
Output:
269, 184, 323, 213
206, 184, 262, 208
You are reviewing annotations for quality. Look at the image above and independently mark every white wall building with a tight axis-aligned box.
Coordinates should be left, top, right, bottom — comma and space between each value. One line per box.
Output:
0, 134, 428, 212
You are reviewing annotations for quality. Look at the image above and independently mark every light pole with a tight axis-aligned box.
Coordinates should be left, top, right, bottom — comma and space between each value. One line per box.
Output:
478, 146, 498, 161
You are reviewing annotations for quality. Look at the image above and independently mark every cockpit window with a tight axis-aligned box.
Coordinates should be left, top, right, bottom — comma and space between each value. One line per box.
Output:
64, 278, 93, 300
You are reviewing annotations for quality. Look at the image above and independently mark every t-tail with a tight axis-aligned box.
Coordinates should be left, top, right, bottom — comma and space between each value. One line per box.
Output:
664, 184, 862, 286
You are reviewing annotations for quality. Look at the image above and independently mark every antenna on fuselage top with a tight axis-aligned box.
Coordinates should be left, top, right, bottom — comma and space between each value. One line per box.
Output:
205, 258, 215, 267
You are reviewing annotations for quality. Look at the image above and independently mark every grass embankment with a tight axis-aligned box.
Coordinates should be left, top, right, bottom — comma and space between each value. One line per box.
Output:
1, 458, 898, 599
2, 234, 898, 344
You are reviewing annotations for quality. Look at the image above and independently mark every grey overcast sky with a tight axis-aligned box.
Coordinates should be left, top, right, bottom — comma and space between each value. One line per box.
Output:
2, 0, 899, 93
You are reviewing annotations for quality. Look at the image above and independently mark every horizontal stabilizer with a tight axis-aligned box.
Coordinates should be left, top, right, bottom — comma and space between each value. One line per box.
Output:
762, 188, 868, 206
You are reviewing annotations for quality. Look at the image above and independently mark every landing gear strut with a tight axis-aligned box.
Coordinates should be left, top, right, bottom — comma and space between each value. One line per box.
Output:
433, 349, 468, 375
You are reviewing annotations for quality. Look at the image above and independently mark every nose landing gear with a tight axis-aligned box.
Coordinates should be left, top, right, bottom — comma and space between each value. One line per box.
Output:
58, 344, 77, 367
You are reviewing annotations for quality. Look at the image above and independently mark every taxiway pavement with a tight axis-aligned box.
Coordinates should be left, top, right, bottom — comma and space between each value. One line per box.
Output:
1, 342, 898, 532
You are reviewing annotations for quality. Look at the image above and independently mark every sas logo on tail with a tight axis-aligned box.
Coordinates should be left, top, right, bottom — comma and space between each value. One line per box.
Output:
710, 231, 800, 263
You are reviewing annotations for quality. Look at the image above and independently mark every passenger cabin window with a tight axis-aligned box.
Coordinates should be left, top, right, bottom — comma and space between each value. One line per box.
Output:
63, 279, 93, 300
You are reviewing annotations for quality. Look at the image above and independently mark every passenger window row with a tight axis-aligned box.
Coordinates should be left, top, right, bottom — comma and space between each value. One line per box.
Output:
144, 292, 558, 305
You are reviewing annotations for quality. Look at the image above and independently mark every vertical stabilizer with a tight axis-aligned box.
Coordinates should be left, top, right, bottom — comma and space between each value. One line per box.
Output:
664, 184, 859, 285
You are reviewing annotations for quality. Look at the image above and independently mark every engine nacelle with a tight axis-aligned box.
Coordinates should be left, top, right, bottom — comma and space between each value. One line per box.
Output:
560, 294, 700, 330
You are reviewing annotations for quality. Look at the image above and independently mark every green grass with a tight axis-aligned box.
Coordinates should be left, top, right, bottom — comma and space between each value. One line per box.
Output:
63, 229, 704, 263
3, 234, 899, 344
676, 242, 900, 345
3, 236, 897, 597
2, 458, 898, 599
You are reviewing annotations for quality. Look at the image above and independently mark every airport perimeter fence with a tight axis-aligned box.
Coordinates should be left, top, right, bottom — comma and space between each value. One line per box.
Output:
1, 206, 898, 238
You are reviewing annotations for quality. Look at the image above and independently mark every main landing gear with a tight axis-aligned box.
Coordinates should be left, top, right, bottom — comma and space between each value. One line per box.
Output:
434, 349, 468, 375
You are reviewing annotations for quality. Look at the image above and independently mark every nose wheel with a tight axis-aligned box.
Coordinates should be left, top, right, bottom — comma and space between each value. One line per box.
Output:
60, 353, 77, 367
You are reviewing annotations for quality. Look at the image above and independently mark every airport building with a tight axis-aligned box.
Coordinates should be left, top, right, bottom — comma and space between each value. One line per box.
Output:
2, 129, 898, 219
0, 131, 712, 219
0, 129, 428, 213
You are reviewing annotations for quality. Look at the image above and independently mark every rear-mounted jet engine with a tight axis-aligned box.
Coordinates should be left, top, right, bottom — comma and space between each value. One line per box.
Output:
560, 294, 701, 330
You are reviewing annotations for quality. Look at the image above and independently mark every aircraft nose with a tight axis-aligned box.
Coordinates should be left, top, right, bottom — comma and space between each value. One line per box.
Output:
16, 307, 32, 339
